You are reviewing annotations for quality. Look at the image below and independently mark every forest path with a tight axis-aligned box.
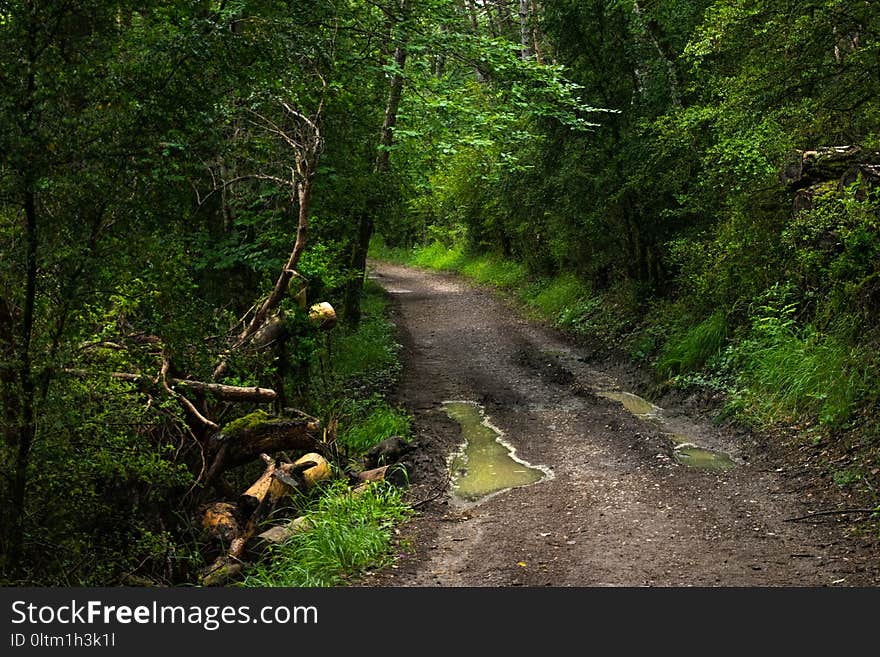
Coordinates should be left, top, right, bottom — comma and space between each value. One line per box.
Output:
365, 261, 880, 586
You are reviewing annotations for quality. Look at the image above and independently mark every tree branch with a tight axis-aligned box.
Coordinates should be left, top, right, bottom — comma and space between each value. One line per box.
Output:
63, 369, 277, 403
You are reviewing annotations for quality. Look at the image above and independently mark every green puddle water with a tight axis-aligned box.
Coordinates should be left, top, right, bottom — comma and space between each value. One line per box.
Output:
443, 401, 547, 503
598, 391, 736, 471
668, 435, 736, 471
597, 390, 662, 418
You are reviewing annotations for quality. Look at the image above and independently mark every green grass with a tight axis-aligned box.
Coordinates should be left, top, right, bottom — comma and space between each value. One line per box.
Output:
367, 235, 413, 264
521, 273, 590, 318
410, 241, 468, 270
337, 398, 412, 455
459, 256, 529, 288
732, 330, 872, 428
327, 279, 401, 382
241, 480, 412, 587
657, 312, 728, 378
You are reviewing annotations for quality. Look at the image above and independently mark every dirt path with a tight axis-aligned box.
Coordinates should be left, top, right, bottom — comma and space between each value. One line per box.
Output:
365, 262, 880, 587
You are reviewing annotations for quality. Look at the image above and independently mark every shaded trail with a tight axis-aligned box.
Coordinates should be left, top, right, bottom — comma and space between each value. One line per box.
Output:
367, 262, 880, 586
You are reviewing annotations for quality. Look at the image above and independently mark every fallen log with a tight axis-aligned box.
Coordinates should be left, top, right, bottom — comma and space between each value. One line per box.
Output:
357, 465, 391, 483
237, 456, 297, 519
364, 435, 413, 469
780, 146, 864, 190
200, 502, 240, 545
294, 452, 331, 488
356, 462, 410, 488
237, 453, 329, 517
254, 516, 311, 550
206, 410, 322, 472
780, 146, 880, 211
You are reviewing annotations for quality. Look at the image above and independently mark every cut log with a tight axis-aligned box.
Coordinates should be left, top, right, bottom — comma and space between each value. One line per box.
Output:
308, 302, 336, 331
200, 452, 328, 585
364, 435, 413, 469
351, 462, 410, 494
200, 502, 240, 545
238, 459, 293, 519
255, 516, 311, 546
357, 465, 391, 483
357, 462, 410, 487
236, 452, 330, 522
294, 452, 331, 487
207, 410, 322, 471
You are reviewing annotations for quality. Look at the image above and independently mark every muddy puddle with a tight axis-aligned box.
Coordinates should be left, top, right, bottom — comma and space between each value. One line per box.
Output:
668, 435, 736, 471
596, 390, 662, 419
597, 390, 736, 471
443, 401, 550, 504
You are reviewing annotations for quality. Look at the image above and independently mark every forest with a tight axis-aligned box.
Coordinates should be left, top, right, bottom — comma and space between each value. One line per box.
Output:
1, 0, 879, 587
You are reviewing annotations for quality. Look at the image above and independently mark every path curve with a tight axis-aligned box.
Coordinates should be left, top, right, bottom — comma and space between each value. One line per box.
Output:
366, 262, 880, 586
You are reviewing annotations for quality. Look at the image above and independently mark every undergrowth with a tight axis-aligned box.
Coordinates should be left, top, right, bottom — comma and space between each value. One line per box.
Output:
241, 480, 412, 587
246, 277, 413, 587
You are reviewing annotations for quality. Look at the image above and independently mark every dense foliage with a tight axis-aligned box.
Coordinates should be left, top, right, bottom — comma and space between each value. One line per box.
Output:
2, 0, 878, 584
0, 0, 421, 585
384, 1, 880, 503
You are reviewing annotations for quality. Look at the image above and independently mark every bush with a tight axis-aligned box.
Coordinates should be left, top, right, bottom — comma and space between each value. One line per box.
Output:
732, 288, 874, 428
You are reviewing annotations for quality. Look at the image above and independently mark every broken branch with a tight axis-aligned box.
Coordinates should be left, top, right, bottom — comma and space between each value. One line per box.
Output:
64, 369, 277, 403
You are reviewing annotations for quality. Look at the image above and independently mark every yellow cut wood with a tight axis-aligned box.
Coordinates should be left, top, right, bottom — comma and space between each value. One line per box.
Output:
294, 452, 331, 487
308, 302, 336, 331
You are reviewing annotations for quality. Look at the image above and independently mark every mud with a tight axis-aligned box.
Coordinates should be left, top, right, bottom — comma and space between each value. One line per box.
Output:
361, 262, 880, 587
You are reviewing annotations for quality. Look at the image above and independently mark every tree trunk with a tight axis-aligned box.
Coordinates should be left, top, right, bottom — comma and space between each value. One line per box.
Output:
0, 297, 18, 449
464, 0, 480, 34
519, 0, 533, 60
495, 0, 513, 33
530, 0, 545, 63
344, 211, 375, 327
376, 43, 408, 176
345, 29, 409, 326
632, 2, 681, 107
8, 181, 38, 575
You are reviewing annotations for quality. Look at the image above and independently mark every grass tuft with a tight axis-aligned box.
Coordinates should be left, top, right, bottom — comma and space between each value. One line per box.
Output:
241, 480, 412, 587
657, 312, 728, 377
337, 397, 412, 455
734, 330, 871, 428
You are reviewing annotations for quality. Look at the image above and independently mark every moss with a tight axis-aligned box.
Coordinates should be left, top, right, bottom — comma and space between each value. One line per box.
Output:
222, 410, 274, 437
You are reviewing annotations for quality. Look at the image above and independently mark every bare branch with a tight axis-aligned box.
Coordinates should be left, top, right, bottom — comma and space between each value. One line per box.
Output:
160, 358, 220, 432
64, 368, 277, 403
